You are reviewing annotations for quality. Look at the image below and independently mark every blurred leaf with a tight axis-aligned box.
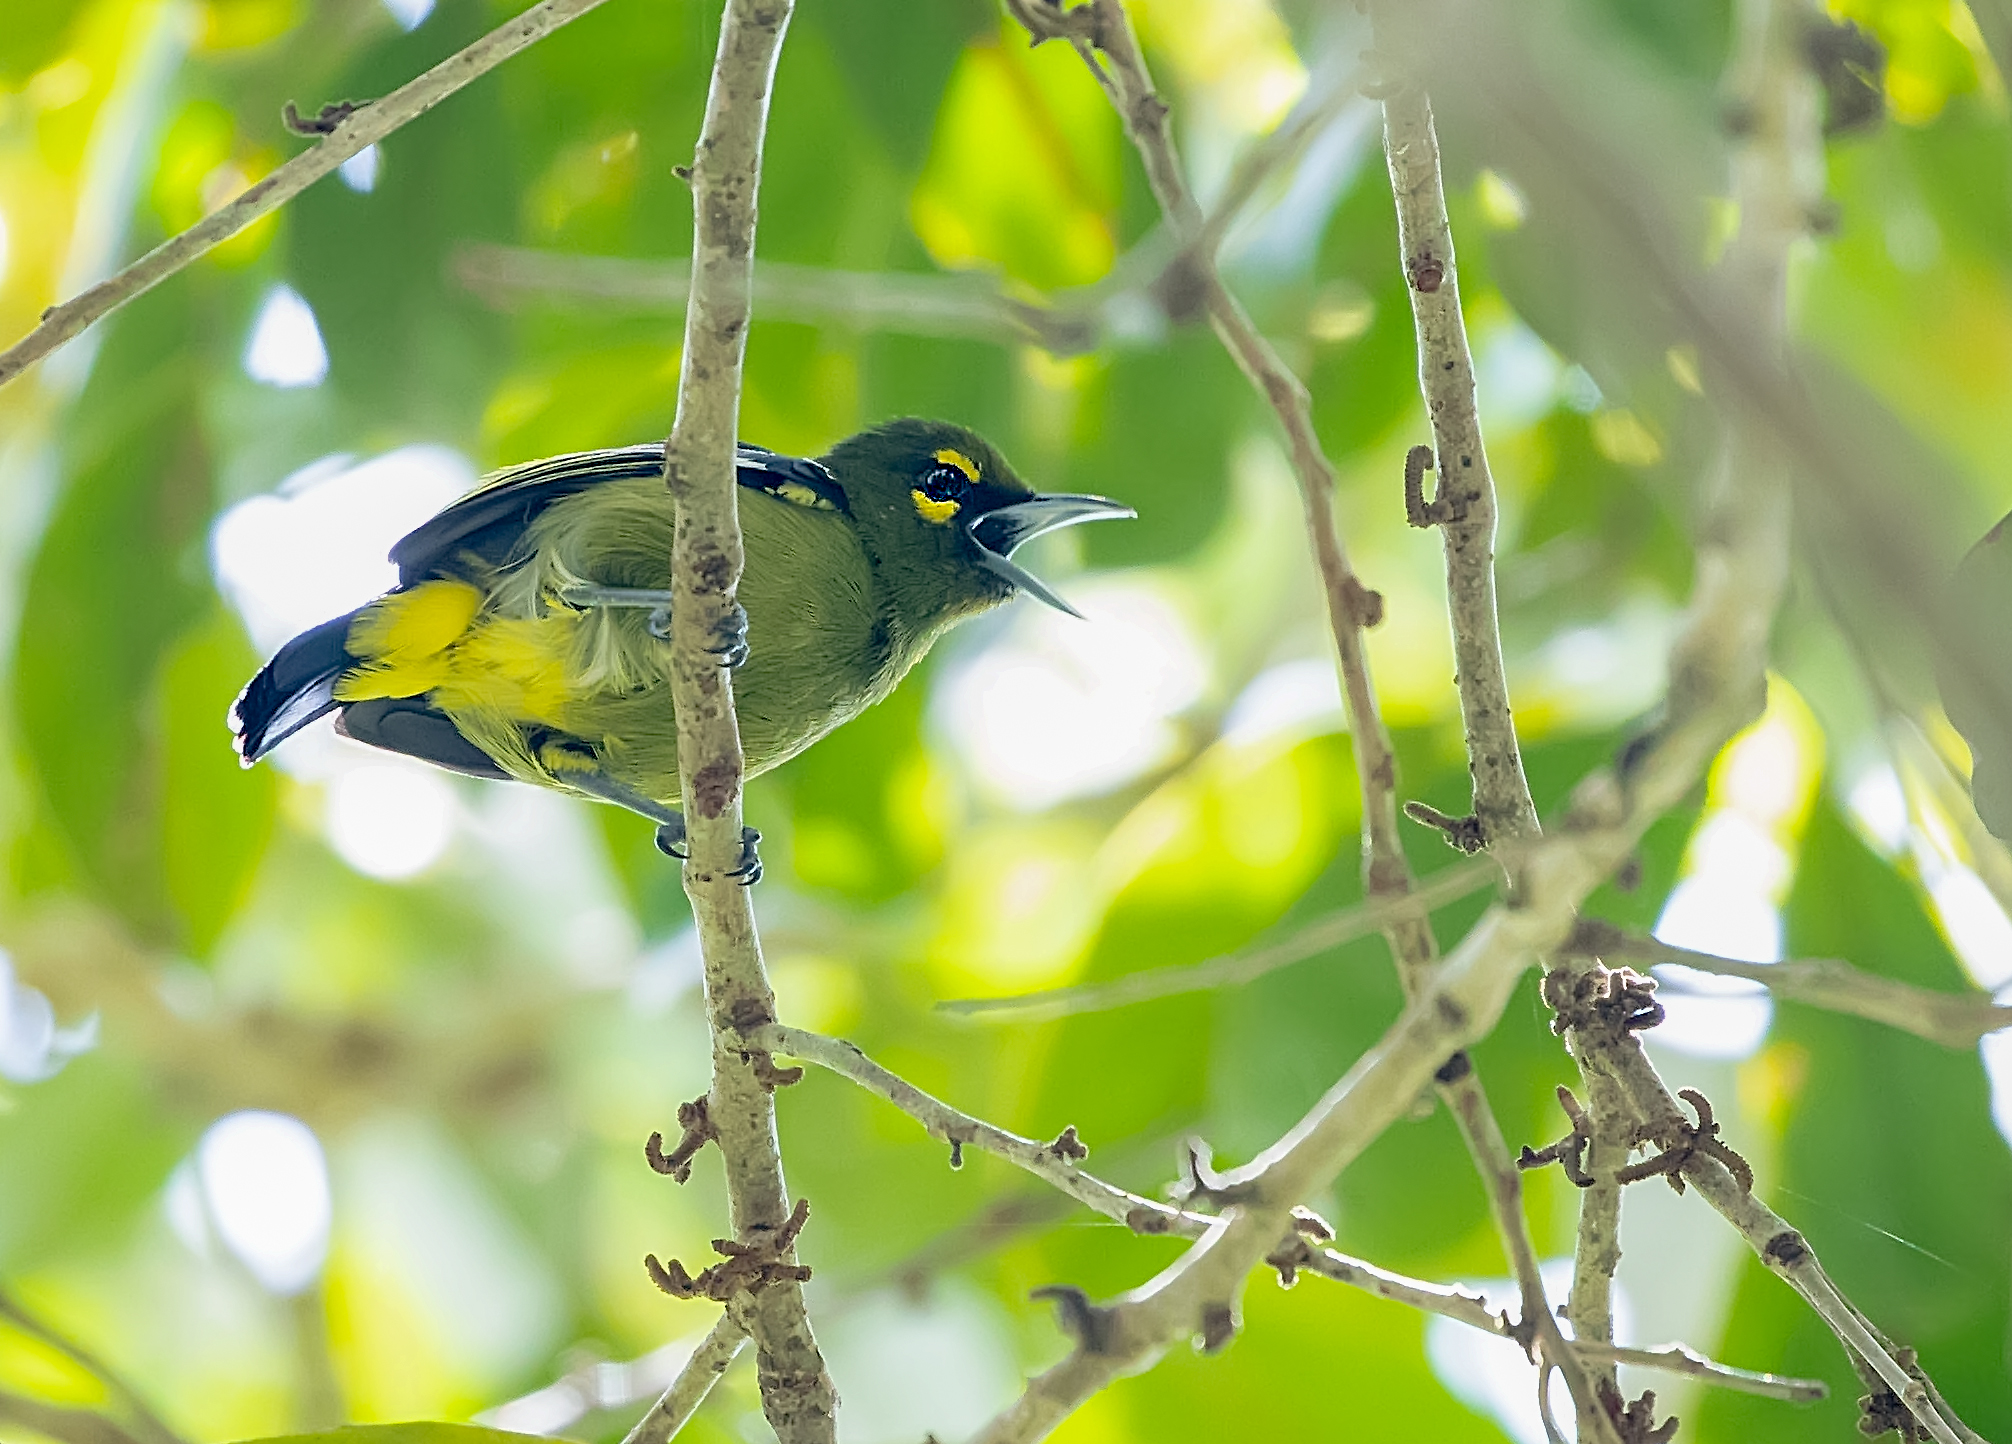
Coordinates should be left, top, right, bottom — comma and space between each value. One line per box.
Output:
289, 1, 515, 441
810, 0, 988, 175
1309, 165, 1423, 460
13, 284, 215, 940
0, 1052, 190, 1272
911, 31, 1121, 291
0, 0, 77, 83
158, 609, 276, 956
1063, 332, 1243, 566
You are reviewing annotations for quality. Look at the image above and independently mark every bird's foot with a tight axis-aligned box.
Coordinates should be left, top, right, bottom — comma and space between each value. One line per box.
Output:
705, 604, 750, 669
654, 816, 762, 886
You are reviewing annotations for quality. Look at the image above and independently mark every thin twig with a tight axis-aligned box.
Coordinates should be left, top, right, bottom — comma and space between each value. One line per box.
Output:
661, 1, 835, 1440
753, 1023, 1208, 1236
0, 1289, 184, 1444
757, 1018, 1818, 1414
936, 859, 1499, 1018
451, 245, 1105, 354
0, 0, 616, 391
620, 1307, 752, 1444
1580, 1343, 1826, 1404
1581, 925, 2012, 1049
1372, 61, 1537, 851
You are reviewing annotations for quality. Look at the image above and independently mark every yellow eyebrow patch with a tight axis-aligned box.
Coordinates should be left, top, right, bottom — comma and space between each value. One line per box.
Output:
912, 489, 962, 524
933, 448, 980, 483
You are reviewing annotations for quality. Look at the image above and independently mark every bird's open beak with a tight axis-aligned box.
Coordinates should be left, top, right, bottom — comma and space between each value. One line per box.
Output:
968, 494, 1136, 618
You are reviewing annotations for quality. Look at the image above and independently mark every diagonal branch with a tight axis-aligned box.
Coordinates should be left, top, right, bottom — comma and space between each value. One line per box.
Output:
1576, 923, 2012, 1050
620, 1305, 752, 1444
661, 1, 835, 1440
0, 0, 618, 392
754, 1023, 1827, 1412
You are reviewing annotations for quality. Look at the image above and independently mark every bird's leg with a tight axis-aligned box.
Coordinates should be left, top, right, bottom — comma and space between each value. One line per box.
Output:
652, 813, 763, 885
543, 750, 763, 885
556, 585, 749, 667
557, 584, 676, 638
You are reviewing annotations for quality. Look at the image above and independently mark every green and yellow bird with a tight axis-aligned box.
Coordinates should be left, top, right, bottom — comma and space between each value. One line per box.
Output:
231, 418, 1132, 877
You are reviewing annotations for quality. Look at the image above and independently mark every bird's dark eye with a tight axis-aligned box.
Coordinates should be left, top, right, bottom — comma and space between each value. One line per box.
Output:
919, 465, 970, 503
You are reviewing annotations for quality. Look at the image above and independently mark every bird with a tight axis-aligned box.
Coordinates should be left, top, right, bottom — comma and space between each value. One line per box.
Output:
230, 417, 1134, 880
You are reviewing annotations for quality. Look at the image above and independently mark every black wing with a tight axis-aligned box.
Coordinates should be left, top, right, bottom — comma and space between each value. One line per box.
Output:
389, 442, 847, 586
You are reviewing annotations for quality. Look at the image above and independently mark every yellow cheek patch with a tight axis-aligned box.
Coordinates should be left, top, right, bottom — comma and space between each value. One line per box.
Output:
933, 448, 980, 483
912, 489, 963, 525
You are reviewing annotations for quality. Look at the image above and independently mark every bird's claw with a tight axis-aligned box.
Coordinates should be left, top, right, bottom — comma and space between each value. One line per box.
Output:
653, 818, 762, 885
728, 826, 762, 886
705, 604, 751, 669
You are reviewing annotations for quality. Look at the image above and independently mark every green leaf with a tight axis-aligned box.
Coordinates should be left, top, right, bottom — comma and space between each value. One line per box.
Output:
12, 284, 215, 939
158, 610, 277, 956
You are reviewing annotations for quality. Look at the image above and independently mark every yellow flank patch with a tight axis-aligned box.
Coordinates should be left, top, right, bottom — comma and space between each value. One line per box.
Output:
912, 489, 962, 525
335, 581, 485, 701
933, 447, 979, 483
432, 615, 579, 724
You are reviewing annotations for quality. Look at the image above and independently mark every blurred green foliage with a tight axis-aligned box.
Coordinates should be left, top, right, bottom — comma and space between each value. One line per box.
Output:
0, 1, 2008, 1442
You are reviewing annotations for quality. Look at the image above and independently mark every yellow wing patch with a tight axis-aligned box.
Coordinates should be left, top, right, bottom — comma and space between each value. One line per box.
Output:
773, 479, 840, 511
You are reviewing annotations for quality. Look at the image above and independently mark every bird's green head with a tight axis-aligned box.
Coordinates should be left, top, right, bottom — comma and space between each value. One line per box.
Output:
821, 418, 1132, 626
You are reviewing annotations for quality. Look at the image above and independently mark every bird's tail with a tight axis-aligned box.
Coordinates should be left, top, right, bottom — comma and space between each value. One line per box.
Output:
230, 612, 360, 765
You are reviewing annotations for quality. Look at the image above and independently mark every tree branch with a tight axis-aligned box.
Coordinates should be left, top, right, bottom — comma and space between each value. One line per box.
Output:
752, 1024, 1211, 1237
661, 1, 835, 1440
1373, 75, 1536, 851
1578, 924, 2012, 1050
451, 244, 1106, 354
619, 1307, 751, 1444
0, 0, 617, 392
759, 1020, 1812, 1414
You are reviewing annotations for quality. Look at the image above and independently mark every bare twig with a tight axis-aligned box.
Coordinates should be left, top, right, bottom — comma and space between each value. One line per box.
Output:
1373, 66, 1537, 851
759, 1021, 1824, 1415
752, 1023, 1209, 1236
620, 1307, 752, 1444
937, 858, 1499, 1018
1577, 923, 2012, 1049
0, 1289, 184, 1444
452, 245, 1105, 355
660, 1, 835, 1439
0, 0, 616, 391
